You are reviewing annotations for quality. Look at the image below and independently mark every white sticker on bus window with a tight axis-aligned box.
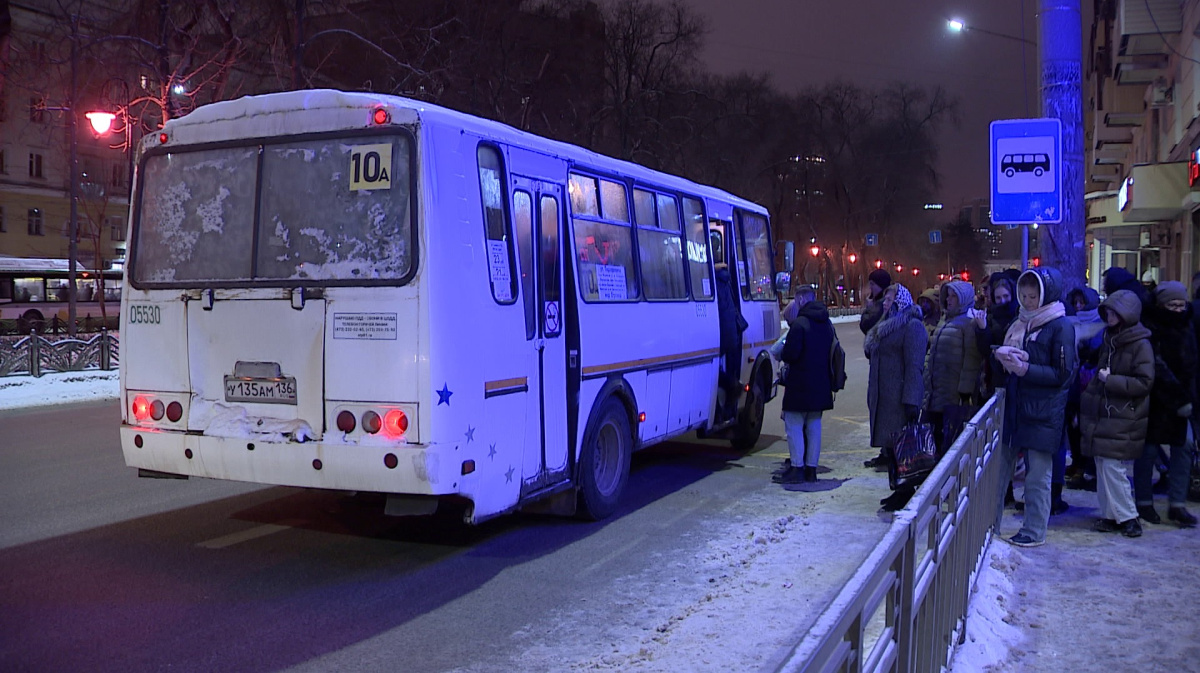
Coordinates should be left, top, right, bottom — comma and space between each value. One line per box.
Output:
333, 313, 398, 340
486, 240, 512, 300
702, 277, 711, 296
348, 143, 392, 191
737, 261, 747, 286
594, 264, 628, 301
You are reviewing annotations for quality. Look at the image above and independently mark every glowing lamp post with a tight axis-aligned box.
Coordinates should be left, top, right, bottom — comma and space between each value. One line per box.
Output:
85, 111, 116, 135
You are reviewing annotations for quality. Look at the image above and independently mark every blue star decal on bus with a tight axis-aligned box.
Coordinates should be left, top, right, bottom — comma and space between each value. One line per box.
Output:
464, 425, 475, 443
488, 443, 497, 460
437, 383, 453, 406
505, 465, 515, 483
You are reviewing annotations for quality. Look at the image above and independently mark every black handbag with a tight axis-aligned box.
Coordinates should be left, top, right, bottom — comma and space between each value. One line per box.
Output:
889, 417, 938, 489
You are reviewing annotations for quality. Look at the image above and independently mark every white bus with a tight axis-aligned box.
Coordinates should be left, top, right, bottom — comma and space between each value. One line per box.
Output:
0, 257, 122, 329
119, 89, 782, 523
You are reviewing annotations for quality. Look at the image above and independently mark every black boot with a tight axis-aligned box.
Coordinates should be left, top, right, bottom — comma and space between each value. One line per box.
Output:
804, 466, 817, 482
1137, 504, 1162, 525
1050, 483, 1069, 515
773, 466, 804, 484
1168, 506, 1198, 528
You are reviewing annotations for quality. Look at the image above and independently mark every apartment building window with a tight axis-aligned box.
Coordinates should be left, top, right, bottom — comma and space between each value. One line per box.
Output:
27, 208, 43, 236
111, 162, 126, 188
0, 206, 6, 232
108, 216, 125, 241
0, 149, 6, 174
29, 97, 45, 123
0, 91, 6, 122
29, 153, 43, 178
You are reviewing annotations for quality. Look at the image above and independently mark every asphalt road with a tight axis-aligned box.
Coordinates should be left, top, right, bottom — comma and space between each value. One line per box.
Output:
0, 321, 886, 673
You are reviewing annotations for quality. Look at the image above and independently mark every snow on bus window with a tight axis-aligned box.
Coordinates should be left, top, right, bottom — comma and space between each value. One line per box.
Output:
740, 211, 776, 301
256, 136, 411, 280
135, 147, 258, 283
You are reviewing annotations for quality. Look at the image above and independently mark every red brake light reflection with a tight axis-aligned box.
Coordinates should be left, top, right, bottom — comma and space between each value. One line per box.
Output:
383, 409, 408, 437
132, 396, 150, 421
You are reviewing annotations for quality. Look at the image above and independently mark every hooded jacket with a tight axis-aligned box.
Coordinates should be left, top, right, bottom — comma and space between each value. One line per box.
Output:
1004, 267, 1077, 452
1144, 299, 1198, 445
975, 274, 1020, 396
1080, 290, 1154, 460
780, 299, 836, 413
917, 288, 941, 340
925, 280, 982, 411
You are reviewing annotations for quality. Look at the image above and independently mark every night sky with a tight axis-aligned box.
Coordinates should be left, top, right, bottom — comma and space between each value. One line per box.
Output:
682, 0, 1055, 211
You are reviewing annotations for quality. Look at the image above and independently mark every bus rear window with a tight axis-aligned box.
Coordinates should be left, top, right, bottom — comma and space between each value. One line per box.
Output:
133, 133, 414, 285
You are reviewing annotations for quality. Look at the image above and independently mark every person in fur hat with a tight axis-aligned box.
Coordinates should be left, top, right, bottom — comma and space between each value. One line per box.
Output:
1135, 281, 1198, 527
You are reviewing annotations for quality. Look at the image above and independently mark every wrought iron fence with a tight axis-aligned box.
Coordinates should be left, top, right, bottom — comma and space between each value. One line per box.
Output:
0, 315, 119, 337
770, 391, 1006, 673
0, 331, 120, 377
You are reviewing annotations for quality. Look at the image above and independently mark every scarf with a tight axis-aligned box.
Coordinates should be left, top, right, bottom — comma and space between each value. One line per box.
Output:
864, 285, 916, 356
1003, 300, 1066, 349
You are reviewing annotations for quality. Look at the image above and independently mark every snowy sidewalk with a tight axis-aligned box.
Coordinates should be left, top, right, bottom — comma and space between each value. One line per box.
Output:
0, 370, 119, 411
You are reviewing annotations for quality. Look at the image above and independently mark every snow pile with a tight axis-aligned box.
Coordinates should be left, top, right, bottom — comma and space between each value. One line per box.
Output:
0, 370, 119, 410
949, 541, 1028, 671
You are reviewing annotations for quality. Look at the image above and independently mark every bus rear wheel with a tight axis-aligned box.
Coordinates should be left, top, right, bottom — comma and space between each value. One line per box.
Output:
732, 377, 765, 452
577, 396, 632, 521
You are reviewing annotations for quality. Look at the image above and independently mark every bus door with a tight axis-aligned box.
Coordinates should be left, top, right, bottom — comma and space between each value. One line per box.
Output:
512, 176, 569, 495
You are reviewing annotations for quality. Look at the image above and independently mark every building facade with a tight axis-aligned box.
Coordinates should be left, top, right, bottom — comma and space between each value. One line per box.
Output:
1085, 0, 1200, 289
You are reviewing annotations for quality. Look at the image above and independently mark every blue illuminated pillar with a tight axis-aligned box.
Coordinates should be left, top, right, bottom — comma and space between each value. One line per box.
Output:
1039, 0, 1086, 287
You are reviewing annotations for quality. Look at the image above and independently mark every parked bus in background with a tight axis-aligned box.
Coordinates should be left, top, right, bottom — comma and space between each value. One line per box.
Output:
0, 256, 122, 329
119, 90, 780, 524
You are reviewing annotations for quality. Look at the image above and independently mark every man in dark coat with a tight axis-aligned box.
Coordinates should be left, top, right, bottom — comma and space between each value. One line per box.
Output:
774, 285, 836, 484
715, 264, 747, 421
1137, 281, 1198, 527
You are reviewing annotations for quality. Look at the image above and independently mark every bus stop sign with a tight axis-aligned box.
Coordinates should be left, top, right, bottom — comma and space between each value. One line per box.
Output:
989, 118, 1062, 225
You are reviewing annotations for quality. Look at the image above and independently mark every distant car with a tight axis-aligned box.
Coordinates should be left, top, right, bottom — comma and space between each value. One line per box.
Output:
1001, 153, 1050, 178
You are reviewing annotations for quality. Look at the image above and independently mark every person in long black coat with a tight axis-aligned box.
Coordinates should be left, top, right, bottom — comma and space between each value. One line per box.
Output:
774, 286, 836, 484
864, 284, 928, 510
1136, 281, 1199, 527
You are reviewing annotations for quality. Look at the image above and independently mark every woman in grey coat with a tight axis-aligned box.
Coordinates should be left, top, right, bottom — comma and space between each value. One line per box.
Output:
864, 284, 929, 510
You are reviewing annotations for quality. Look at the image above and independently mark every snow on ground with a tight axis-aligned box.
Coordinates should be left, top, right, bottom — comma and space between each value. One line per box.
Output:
0, 369, 119, 410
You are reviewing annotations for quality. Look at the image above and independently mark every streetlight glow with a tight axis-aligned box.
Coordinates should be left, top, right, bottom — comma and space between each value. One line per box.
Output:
947, 19, 965, 32
85, 111, 116, 135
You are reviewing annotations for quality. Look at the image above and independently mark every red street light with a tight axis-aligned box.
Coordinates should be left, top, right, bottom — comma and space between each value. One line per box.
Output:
896, 264, 903, 273
875, 259, 883, 269
810, 245, 820, 257
848, 253, 858, 264
912, 267, 920, 276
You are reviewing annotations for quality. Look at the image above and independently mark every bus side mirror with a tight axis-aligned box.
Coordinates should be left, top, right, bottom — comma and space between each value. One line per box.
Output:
774, 272, 791, 295
778, 241, 794, 275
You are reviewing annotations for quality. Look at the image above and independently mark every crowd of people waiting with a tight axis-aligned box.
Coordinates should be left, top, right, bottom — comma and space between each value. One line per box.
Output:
771, 263, 1199, 548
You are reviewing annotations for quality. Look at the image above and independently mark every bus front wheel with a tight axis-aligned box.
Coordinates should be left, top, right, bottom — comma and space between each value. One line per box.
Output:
577, 396, 632, 521
732, 376, 766, 452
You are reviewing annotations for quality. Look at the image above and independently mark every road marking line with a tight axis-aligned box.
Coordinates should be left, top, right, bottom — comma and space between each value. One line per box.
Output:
198, 523, 291, 549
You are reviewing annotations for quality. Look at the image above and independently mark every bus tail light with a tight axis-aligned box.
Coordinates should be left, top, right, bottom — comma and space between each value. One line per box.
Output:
362, 411, 382, 434
336, 410, 356, 433
132, 396, 151, 421
384, 409, 409, 437
166, 402, 183, 422
150, 399, 165, 421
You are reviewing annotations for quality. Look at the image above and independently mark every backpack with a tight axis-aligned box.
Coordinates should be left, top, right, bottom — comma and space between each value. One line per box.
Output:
830, 327, 847, 392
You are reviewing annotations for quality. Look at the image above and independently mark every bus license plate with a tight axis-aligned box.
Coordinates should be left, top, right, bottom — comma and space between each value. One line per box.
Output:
223, 376, 298, 405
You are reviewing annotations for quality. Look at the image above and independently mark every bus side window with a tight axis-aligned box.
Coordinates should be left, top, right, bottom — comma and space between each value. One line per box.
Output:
633, 188, 686, 301
569, 173, 639, 302
513, 190, 536, 339
478, 144, 518, 305
683, 197, 713, 300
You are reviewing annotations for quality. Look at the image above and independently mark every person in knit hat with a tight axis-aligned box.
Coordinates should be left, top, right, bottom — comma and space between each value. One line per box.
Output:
1135, 280, 1199, 527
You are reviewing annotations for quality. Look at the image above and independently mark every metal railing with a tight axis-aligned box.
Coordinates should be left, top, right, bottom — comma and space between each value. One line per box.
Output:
771, 391, 1006, 673
0, 330, 120, 377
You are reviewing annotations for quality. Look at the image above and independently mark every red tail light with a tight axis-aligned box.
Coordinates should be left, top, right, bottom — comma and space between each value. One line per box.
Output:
166, 401, 183, 422
384, 409, 409, 437
132, 396, 150, 421
372, 107, 390, 125
336, 410, 356, 433
362, 411, 382, 434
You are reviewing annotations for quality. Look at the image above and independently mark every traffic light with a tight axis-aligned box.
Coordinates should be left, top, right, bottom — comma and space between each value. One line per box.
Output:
1032, 257, 1041, 267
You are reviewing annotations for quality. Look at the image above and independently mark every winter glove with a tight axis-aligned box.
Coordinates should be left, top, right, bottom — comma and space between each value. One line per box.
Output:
1178, 403, 1194, 418
904, 404, 920, 423
959, 394, 973, 405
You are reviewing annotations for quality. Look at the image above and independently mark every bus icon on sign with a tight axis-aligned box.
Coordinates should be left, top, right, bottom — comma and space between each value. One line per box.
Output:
1001, 153, 1050, 178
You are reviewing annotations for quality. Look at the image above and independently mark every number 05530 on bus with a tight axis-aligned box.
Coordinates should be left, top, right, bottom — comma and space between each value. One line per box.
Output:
119, 90, 781, 524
